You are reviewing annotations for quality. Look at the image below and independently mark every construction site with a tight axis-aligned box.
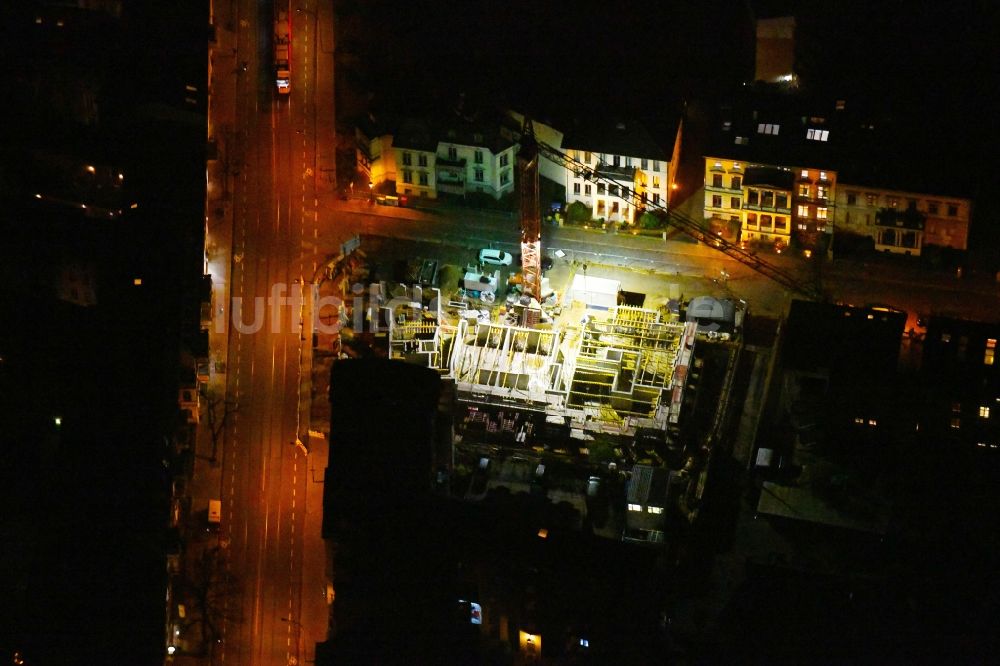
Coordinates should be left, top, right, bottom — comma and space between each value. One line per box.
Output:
309, 118, 763, 546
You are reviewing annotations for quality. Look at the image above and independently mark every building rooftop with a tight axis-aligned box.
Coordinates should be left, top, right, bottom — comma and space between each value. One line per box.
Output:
562, 118, 670, 161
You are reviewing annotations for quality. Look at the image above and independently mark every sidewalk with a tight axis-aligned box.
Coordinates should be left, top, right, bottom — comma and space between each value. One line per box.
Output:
169, 0, 239, 660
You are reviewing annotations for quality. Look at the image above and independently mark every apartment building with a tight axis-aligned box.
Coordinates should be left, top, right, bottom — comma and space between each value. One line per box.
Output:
561, 119, 681, 225
703, 91, 844, 253
356, 114, 516, 201
835, 183, 970, 256
433, 119, 517, 200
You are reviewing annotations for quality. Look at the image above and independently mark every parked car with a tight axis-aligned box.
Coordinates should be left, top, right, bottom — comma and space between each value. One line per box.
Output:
478, 248, 513, 266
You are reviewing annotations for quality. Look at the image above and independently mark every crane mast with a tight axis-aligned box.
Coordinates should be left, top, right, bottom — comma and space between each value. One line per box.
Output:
518, 118, 543, 303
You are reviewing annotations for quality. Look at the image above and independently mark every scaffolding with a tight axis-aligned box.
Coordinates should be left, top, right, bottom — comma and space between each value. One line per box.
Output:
449, 320, 563, 407
566, 306, 689, 424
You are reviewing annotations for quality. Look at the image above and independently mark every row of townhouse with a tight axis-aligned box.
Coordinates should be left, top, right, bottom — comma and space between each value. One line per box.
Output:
702, 93, 972, 257
357, 114, 518, 201
357, 110, 682, 224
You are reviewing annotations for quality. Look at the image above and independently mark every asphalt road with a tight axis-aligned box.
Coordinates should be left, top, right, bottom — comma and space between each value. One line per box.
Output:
315, 197, 999, 325
214, 1, 330, 664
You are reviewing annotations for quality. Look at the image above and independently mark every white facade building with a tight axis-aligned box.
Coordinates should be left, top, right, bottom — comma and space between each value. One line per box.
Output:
560, 120, 681, 225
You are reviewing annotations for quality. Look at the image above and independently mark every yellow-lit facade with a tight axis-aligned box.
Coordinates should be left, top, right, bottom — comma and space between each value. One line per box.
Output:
355, 128, 397, 190
518, 630, 541, 655
743, 174, 793, 249
704, 157, 836, 251
703, 157, 744, 242
395, 147, 438, 200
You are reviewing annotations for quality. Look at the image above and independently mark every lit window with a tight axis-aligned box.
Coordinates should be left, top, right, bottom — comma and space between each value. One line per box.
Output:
735, 136, 749, 145
627, 503, 642, 512
801, 169, 809, 178
797, 205, 809, 217
817, 186, 828, 199
980, 406, 991, 418
714, 161, 722, 169
648, 506, 664, 514
819, 171, 828, 180
799, 184, 810, 197
580, 639, 590, 648
757, 123, 780, 135
806, 129, 830, 141
733, 162, 741, 170
951, 417, 961, 429
817, 207, 828, 220
868, 419, 877, 426
854, 417, 864, 425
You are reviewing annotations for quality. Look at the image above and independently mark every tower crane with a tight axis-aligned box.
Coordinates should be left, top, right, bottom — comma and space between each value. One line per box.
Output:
515, 116, 826, 303
517, 118, 543, 303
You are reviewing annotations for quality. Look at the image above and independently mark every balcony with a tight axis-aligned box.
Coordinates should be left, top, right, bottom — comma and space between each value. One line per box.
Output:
436, 155, 466, 168
596, 164, 636, 180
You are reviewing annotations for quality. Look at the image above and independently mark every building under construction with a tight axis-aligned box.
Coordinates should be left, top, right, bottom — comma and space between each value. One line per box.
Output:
385, 293, 733, 544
